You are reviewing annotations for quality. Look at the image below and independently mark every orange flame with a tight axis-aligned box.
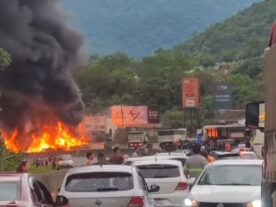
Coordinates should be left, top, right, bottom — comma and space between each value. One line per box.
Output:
3, 121, 89, 153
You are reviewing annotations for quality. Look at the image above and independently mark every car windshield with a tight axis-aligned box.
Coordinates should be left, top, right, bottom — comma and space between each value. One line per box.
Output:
0, 181, 20, 201
198, 165, 262, 186
137, 164, 180, 178
65, 172, 134, 192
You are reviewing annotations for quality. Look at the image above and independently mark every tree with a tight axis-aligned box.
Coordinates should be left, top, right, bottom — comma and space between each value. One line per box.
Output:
162, 109, 183, 129
0, 48, 11, 68
0, 143, 23, 171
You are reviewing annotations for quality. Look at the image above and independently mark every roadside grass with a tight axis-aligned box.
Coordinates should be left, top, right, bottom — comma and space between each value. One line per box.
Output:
30, 165, 54, 174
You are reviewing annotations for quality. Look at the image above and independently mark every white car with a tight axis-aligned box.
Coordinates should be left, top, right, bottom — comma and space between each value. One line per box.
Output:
57, 154, 74, 169
58, 165, 159, 207
184, 159, 262, 207
124, 153, 188, 167
131, 159, 192, 207
240, 151, 258, 159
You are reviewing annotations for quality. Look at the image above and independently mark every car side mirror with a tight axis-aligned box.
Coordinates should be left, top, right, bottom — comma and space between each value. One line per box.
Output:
148, 184, 160, 193
187, 177, 196, 185
55, 195, 69, 207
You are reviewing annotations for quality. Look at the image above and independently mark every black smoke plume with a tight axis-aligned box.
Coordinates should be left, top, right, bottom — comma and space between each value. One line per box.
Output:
0, 0, 86, 144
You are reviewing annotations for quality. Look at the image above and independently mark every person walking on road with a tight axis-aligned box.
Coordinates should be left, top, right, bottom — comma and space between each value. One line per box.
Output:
109, 147, 124, 164
132, 148, 139, 157
184, 144, 208, 179
86, 152, 94, 166
51, 156, 57, 169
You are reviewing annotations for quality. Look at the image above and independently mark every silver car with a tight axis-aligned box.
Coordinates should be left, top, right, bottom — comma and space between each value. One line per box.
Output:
59, 165, 159, 207
131, 160, 191, 207
0, 173, 69, 207
57, 154, 74, 169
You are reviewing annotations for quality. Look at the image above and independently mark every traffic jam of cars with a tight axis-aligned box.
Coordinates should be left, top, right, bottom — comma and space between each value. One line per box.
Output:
0, 143, 262, 207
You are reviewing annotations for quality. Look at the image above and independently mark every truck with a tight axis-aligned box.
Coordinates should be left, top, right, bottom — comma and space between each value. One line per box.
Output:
245, 45, 276, 206
128, 131, 147, 149
157, 128, 189, 150
202, 124, 246, 140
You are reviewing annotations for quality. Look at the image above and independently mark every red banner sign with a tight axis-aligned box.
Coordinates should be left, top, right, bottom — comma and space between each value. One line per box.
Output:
112, 106, 148, 127
182, 77, 199, 108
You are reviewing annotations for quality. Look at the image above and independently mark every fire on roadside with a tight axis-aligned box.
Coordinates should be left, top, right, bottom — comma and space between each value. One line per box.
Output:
2, 121, 89, 153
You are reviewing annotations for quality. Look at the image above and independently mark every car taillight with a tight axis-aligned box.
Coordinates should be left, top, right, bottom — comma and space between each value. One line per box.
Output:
128, 196, 145, 207
175, 182, 188, 190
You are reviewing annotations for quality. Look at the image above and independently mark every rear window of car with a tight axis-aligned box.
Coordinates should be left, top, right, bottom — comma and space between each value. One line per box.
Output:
137, 164, 180, 178
65, 172, 134, 192
0, 181, 20, 201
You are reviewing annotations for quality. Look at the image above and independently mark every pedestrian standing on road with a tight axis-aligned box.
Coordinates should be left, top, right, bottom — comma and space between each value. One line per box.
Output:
141, 147, 149, 156
123, 154, 129, 161
94, 152, 109, 165
132, 148, 139, 157
86, 152, 94, 166
109, 147, 124, 164
16, 160, 30, 173
201, 150, 215, 163
52, 156, 57, 169
184, 144, 208, 179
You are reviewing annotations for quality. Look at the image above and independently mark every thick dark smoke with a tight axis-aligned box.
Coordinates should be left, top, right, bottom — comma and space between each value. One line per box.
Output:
0, 0, 86, 133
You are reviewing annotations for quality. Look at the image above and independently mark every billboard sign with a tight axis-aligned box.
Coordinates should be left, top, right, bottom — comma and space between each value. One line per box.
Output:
147, 107, 160, 124
182, 77, 199, 108
111, 106, 148, 127
213, 83, 233, 110
82, 116, 107, 132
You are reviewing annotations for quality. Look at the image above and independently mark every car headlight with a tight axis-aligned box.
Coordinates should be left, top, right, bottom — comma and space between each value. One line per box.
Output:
247, 199, 261, 207
184, 198, 199, 207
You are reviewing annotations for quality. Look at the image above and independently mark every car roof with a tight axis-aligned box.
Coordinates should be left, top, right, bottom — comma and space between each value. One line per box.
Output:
67, 165, 135, 175
211, 151, 238, 155
126, 154, 187, 162
126, 156, 156, 162
242, 151, 256, 154
0, 173, 28, 181
131, 159, 181, 166
157, 152, 187, 157
211, 159, 263, 166
59, 154, 72, 157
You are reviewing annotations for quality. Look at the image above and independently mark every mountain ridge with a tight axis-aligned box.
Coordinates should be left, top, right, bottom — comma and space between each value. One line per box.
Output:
62, 0, 262, 58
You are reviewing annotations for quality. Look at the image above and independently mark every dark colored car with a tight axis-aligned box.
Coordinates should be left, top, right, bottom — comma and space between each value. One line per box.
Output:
0, 173, 68, 207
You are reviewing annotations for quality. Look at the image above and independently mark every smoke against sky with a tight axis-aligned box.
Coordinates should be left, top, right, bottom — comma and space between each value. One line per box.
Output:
0, 0, 86, 134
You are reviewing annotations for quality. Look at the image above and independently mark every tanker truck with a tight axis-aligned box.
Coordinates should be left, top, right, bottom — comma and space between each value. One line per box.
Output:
245, 45, 276, 206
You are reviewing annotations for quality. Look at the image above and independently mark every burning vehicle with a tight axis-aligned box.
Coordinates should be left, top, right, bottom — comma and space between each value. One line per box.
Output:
0, 0, 89, 153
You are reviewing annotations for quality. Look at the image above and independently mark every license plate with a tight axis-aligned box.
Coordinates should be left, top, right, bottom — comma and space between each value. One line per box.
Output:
155, 199, 164, 205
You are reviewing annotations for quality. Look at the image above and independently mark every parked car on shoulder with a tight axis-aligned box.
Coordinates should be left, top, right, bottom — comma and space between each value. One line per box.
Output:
0, 173, 68, 207
59, 165, 159, 207
57, 154, 74, 169
130, 159, 193, 207
184, 159, 262, 207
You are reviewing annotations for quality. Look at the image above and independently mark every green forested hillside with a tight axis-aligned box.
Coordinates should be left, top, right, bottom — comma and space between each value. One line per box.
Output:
76, 0, 270, 127
173, 0, 275, 63
62, 0, 261, 58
